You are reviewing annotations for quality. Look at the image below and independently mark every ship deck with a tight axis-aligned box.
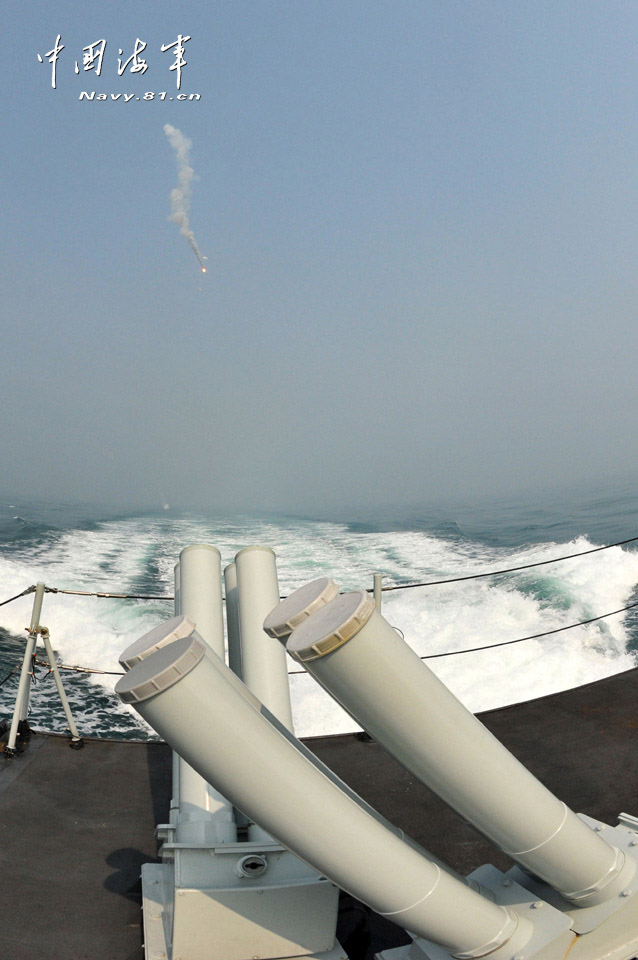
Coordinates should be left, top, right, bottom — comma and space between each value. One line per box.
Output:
1, 667, 637, 960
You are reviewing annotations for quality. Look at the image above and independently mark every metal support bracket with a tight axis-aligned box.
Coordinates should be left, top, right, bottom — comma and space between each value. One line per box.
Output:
4, 584, 82, 755
376, 815, 638, 960
506, 815, 638, 934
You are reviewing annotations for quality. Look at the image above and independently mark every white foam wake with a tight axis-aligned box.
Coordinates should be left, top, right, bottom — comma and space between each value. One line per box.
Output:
0, 516, 636, 738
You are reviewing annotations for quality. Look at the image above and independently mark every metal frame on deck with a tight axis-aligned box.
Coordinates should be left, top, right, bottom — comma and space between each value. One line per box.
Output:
4, 582, 82, 755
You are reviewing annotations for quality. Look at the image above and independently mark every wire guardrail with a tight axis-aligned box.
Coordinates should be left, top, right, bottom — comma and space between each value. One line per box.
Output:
0, 586, 37, 607
375, 534, 638, 590
0, 533, 637, 679
0, 594, 636, 681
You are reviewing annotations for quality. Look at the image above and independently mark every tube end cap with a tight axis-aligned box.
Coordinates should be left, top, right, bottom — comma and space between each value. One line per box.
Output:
287, 591, 375, 662
119, 614, 195, 669
116, 635, 205, 704
264, 577, 340, 640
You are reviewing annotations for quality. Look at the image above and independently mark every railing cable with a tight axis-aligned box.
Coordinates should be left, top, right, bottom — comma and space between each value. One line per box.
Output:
0, 585, 36, 607
374, 535, 638, 592
44, 587, 174, 601
287, 598, 638, 673
33, 657, 124, 677
420, 599, 638, 659
3, 534, 638, 681
18, 596, 638, 680
0, 662, 21, 687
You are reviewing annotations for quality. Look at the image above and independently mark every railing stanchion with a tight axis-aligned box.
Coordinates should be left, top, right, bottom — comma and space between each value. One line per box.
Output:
6, 582, 46, 753
40, 628, 82, 747
373, 573, 383, 612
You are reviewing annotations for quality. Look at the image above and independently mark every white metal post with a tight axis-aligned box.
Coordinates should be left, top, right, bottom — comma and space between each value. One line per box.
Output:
7, 582, 45, 752
40, 628, 82, 745
373, 573, 383, 611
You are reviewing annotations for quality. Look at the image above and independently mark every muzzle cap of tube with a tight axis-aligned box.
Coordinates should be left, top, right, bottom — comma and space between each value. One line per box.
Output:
116, 635, 205, 704
286, 591, 375, 662
119, 614, 196, 669
263, 577, 340, 640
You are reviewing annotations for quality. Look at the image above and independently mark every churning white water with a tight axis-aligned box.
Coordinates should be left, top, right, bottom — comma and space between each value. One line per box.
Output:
1, 505, 636, 739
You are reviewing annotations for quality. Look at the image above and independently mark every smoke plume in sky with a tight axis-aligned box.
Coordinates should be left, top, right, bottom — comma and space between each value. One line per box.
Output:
163, 123, 207, 272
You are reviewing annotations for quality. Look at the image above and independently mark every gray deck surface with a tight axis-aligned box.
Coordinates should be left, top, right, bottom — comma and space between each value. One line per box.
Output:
0, 667, 636, 960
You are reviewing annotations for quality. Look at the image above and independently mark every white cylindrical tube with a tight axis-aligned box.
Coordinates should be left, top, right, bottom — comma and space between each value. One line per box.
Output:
287, 592, 635, 906
174, 562, 181, 616
179, 544, 225, 659
176, 544, 236, 842
172, 561, 181, 821
263, 577, 340, 642
116, 636, 533, 960
224, 562, 242, 678
119, 613, 199, 829
235, 547, 294, 732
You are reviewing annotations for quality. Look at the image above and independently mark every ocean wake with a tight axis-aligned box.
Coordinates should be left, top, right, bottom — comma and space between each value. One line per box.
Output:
0, 513, 636, 739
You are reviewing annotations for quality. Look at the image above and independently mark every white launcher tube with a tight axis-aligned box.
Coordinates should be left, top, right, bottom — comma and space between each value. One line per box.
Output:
175, 544, 236, 843
286, 592, 635, 906
235, 547, 293, 842
235, 547, 294, 733
116, 636, 534, 960
223, 562, 242, 678
118, 610, 236, 841
172, 561, 181, 820
174, 562, 181, 616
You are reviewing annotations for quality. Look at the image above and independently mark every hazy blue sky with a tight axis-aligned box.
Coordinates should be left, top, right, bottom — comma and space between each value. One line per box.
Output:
2, 2, 637, 514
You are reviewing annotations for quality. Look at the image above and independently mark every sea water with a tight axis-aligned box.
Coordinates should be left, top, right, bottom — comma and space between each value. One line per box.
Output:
1, 481, 637, 741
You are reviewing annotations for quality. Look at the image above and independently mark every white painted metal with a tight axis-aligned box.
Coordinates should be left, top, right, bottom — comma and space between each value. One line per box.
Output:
119, 612, 197, 825
263, 578, 340, 641
40, 629, 81, 741
287, 593, 636, 907
378, 861, 576, 960
224, 562, 242, 678
8, 583, 81, 751
373, 573, 383, 611
177, 544, 236, 843
174, 561, 181, 616
119, 615, 195, 669
172, 560, 181, 822
117, 636, 534, 960
143, 861, 344, 960
179, 544, 225, 658
8, 584, 44, 749
379, 856, 638, 960
235, 546, 294, 732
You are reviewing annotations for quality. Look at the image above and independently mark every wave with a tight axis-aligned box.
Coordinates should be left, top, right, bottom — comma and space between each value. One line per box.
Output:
0, 513, 636, 739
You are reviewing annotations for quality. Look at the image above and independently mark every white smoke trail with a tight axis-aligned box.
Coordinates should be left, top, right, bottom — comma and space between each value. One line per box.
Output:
163, 123, 207, 271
